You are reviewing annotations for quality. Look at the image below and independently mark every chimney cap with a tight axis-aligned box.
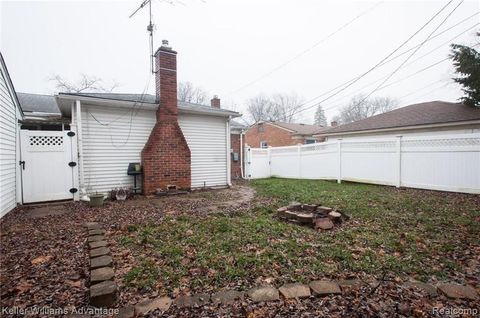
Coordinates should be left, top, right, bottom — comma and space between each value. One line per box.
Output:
156, 40, 177, 55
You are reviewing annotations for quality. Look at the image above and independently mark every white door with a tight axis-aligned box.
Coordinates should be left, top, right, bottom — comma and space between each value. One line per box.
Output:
20, 130, 75, 203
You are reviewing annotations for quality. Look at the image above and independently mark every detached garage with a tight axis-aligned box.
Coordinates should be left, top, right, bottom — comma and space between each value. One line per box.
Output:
56, 92, 237, 197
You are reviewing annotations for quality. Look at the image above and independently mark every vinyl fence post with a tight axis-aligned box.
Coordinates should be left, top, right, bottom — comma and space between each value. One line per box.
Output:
267, 146, 272, 178
337, 139, 342, 184
396, 136, 402, 187
297, 144, 302, 178
246, 146, 251, 180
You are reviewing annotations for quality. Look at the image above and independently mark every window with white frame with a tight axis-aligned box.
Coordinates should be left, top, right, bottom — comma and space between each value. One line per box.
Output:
260, 141, 268, 148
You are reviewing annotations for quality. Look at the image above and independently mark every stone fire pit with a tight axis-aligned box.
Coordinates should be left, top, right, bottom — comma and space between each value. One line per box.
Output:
277, 202, 348, 230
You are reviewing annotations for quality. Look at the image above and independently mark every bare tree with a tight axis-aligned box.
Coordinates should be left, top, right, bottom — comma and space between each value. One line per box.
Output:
245, 92, 304, 123
334, 95, 398, 124
246, 94, 278, 122
271, 93, 304, 123
50, 74, 119, 93
178, 81, 208, 104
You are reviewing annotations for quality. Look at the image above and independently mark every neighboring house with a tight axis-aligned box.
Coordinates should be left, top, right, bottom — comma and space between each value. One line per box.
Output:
230, 119, 247, 179
245, 121, 327, 148
314, 101, 480, 141
0, 52, 23, 217
12, 41, 241, 204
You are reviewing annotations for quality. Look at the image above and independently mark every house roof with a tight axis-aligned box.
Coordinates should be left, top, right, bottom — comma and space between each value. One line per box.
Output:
266, 121, 326, 135
17, 93, 61, 114
17, 92, 241, 118
315, 101, 480, 136
58, 92, 241, 117
231, 119, 247, 129
0, 52, 23, 118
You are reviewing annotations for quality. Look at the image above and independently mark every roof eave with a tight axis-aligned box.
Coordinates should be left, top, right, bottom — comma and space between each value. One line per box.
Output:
313, 120, 480, 137
57, 93, 241, 118
178, 105, 241, 118
0, 53, 24, 118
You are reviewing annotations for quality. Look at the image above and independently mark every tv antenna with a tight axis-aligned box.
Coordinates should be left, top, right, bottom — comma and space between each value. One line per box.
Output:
130, 0, 156, 74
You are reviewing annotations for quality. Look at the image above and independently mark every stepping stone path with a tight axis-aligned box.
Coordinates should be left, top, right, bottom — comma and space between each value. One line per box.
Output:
212, 290, 244, 305
90, 280, 118, 307
338, 279, 364, 290
88, 235, 105, 242
110, 277, 480, 315
88, 229, 105, 236
135, 297, 172, 315
279, 283, 311, 299
309, 280, 342, 296
403, 281, 437, 297
277, 202, 347, 230
437, 283, 479, 300
175, 293, 210, 308
248, 286, 280, 302
89, 240, 108, 249
91, 267, 115, 283
90, 255, 113, 269
116, 306, 135, 318
84, 222, 117, 308
90, 246, 110, 258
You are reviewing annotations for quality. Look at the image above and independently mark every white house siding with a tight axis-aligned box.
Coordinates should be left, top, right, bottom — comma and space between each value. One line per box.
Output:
178, 114, 228, 188
80, 104, 229, 193
80, 104, 156, 194
0, 67, 18, 217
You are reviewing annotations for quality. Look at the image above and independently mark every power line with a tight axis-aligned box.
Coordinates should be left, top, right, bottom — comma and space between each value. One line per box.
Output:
358, 0, 464, 103
321, 21, 478, 109
278, 0, 456, 119
226, 1, 384, 96
322, 57, 451, 112
399, 79, 446, 100
276, 12, 479, 112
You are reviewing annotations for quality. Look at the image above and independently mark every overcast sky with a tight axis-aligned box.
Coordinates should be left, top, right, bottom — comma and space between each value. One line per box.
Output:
1, 0, 479, 124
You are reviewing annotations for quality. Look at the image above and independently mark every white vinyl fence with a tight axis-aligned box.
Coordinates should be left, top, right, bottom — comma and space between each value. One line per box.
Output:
245, 133, 480, 194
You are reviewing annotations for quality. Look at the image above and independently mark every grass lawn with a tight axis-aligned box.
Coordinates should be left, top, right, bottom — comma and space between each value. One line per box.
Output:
117, 179, 480, 294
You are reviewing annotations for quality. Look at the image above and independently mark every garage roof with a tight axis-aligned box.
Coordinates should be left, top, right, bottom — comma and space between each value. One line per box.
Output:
315, 101, 480, 136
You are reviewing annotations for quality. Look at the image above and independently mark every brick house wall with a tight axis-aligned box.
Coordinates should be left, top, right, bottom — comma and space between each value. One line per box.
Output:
245, 123, 300, 147
230, 133, 243, 179
141, 42, 191, 194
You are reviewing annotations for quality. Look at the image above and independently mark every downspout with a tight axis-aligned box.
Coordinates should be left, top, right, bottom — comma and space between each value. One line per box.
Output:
75, 100, 86, 199
240, 128, 244, 179
226, 116, 232, 186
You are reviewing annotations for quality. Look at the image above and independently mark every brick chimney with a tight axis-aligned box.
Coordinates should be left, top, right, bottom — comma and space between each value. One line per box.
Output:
141, 40, 191, 194
330, 121, 338, 127
211, 95, 221, 108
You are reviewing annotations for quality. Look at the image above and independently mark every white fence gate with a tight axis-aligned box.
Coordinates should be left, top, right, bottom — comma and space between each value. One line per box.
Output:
245, 133, 480, 194
20, 130, 78, 203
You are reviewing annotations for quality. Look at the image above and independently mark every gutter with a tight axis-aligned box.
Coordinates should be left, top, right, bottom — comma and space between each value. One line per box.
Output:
58, 93, 241, 118
313, 120, 480, 138
226, 116, 232, 186
75, 100, 85, 200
